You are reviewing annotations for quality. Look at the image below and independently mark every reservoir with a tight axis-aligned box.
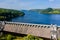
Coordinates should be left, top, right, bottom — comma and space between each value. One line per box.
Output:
12, 10, 60, 26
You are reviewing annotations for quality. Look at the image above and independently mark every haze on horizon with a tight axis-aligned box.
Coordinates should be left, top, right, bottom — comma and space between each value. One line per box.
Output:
0, 0, 60, 10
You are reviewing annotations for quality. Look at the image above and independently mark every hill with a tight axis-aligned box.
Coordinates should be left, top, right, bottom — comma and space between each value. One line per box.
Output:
0, 8, 25, 21
30, 8, 60, 14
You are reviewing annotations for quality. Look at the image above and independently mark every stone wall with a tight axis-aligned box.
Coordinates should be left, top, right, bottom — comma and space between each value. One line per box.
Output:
3, 22, 52, 38
1, 21, 60, 39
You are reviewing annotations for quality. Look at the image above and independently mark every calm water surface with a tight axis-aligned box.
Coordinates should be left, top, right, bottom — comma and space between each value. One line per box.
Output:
12, 10, 60, 26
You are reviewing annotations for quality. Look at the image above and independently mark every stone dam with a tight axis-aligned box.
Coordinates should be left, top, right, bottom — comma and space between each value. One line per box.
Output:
0, 21, 60, 40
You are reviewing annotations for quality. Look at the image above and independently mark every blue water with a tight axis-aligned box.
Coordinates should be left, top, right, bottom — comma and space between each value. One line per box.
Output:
12, 10, 60, 26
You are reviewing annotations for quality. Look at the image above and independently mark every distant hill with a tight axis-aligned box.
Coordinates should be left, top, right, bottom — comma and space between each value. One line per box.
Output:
30, 9, 44, 13
0, 8, 25, 21
30, 8, 60, 14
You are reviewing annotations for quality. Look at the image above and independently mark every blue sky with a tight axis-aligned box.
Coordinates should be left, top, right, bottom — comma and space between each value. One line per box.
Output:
0, 0, 60, 10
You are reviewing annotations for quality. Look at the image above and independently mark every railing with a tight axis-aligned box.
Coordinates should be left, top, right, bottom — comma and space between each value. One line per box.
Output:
5, 21, 53, 28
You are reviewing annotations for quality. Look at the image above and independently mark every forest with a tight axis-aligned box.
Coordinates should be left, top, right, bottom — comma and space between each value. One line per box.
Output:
0, 32, 43, 40
0, 8, 25, 21
31, 8, 60, 14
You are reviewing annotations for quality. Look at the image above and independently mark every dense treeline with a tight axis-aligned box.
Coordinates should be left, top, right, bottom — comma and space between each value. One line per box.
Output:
31, 8, 60, 14
40, 8, 60, 14
0, 8, 25, 21
0, 32, 43, 40
41, 8, 53, 13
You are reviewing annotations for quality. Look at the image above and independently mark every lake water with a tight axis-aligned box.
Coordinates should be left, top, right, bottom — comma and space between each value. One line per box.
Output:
12, 10, 60, 26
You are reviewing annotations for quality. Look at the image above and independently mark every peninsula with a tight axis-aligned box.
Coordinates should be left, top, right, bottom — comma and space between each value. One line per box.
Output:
30, 8, 60, 14
0, 8, 25, 21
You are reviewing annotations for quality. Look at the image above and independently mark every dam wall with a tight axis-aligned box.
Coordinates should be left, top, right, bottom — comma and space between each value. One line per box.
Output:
0, 21, 60, 39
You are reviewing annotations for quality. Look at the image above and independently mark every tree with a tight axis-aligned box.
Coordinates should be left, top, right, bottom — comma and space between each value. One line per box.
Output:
0, 8, 25, 21
41, 8, 53, 13
23, 34, 43, 40
46, 8, 53, 12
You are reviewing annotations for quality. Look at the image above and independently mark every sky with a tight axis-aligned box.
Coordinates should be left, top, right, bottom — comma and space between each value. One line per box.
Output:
0, 0, 60, 10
